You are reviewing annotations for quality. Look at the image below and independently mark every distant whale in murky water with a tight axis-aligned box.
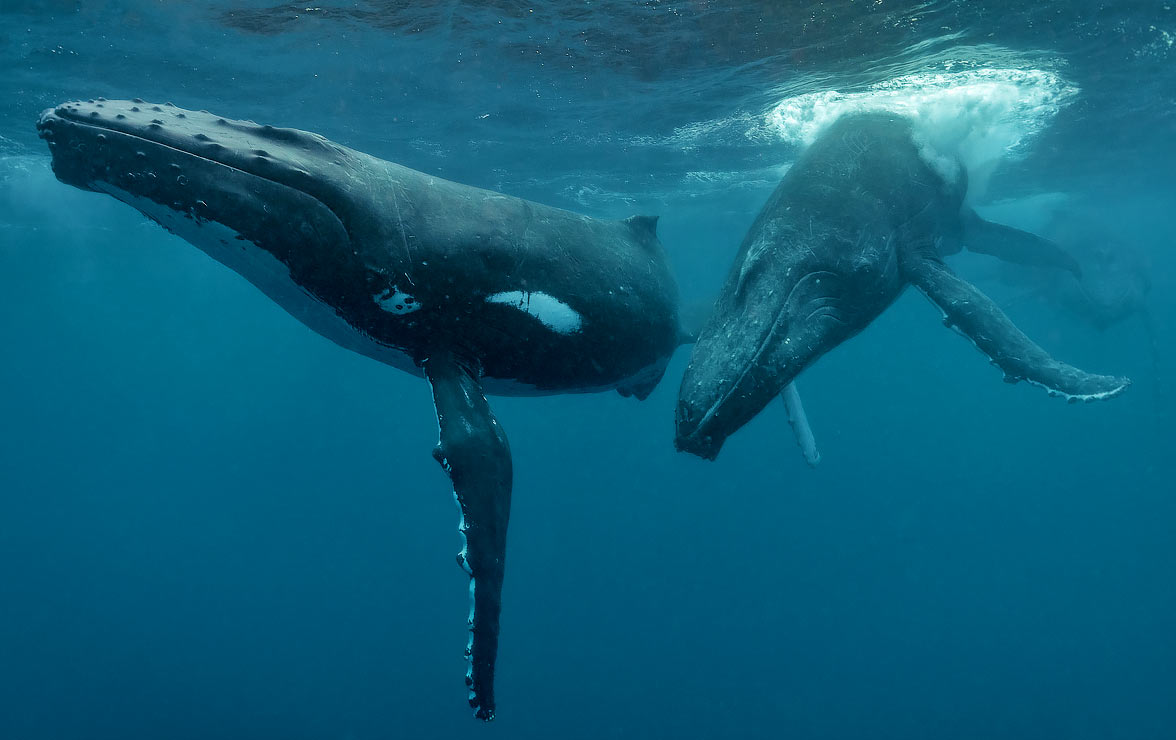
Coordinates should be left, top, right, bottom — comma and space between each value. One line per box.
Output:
675, 112, 1129, 460
995, 203, 1154, 330
37, 98, 683, 720
1047, 214, 1152, 331
995, 202, 1160, 394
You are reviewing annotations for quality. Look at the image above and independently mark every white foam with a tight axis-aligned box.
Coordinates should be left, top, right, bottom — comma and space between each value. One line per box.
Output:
485, 290, 583, 334
763, 67, 1079, 200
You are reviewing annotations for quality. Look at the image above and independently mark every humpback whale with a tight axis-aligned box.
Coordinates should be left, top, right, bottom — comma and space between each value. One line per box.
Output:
675, 112, 1129, 460
997, 203, 1153, 331
996, 202, 1160, 395
37, 98, 682, 720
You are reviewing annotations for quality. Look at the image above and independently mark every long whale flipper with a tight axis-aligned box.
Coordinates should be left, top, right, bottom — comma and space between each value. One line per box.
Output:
39, 98, 683, 718
423, 353, 512, 721
960, 208, 1083, 277
900, 247, 1130, 401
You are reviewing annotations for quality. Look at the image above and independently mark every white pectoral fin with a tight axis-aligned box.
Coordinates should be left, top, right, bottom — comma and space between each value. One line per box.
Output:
781, 381, 821, 467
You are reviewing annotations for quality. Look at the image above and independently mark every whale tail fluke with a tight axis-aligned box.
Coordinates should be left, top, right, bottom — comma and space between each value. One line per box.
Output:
900, 247, 1130, 402
424, 353, 513, 722
960, 208, 1084, 278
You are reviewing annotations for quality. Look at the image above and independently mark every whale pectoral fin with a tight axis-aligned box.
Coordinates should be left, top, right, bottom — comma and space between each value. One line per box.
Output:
423, 354, 512, 721
616, 369, 665, 400
780, 381, 821, 467
961, 208, 1083, 278
901, 251, 1130, 401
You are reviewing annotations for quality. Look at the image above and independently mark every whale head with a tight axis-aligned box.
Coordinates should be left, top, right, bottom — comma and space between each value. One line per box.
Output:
35, 98, 432, 361
36, 99, 371, 250
674, 215, 903, 460
674, 114, 965, 460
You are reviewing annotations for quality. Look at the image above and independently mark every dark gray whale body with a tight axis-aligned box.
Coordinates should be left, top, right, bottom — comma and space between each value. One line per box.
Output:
38, 99, 682, 720
676, 112, 1129, 459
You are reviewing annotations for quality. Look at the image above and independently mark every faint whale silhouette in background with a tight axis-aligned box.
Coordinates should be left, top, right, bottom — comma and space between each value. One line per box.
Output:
987, 197, 1152, 329
993, 200, 1159, 394
675, 112, 1129, 460
1048, 214, 1152, 330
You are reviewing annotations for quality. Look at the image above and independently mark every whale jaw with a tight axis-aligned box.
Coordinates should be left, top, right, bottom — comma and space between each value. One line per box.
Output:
36, 99, 430, 377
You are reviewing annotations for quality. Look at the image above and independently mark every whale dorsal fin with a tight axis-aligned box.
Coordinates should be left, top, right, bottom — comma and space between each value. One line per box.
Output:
622, 214, 659, 238
899, 247, 1130, 402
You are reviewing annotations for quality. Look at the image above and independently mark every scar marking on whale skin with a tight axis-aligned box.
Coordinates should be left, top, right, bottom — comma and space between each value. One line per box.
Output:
375, 286, 421, 314
485, 290, 583, 334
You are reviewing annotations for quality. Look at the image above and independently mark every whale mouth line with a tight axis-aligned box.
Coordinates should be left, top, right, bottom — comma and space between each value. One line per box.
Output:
680, 265, 845, 449
677, 300, 790, 455
38, 109, 327, 210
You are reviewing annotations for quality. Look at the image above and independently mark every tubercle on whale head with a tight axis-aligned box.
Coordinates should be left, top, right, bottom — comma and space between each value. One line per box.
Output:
35, 99, 371, 222
33, 98, 438, 346
40, 100, 357, 243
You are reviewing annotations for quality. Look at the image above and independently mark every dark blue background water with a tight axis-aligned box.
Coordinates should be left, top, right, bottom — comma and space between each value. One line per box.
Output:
1, 2, 1173, 738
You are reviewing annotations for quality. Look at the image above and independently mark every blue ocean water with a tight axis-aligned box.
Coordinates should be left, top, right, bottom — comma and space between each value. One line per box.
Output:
1, 1, 1173, 738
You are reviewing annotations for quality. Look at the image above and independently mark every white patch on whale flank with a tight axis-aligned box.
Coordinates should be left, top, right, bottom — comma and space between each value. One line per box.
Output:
485, 290, 583, 334
86, 183, 662, 399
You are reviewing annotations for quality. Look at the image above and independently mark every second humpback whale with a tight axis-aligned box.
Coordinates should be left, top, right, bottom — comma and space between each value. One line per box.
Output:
676, 112, 1129, 460
37, 98, 682, 720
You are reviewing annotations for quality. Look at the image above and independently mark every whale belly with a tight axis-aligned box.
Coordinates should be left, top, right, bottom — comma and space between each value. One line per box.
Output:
94, 181, 423, 377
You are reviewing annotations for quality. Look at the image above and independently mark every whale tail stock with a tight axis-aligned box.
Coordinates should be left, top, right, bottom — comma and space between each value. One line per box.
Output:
423, 352, 512, 721
898, 242, 1130, 402
960, 208, 1083, 278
